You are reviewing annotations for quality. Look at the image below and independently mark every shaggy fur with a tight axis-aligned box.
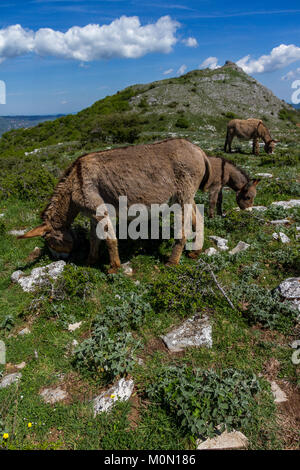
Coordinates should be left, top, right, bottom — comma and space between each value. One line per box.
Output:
19, 139, 212, 269
206, 156, 260, 217
224, 118, 278, 155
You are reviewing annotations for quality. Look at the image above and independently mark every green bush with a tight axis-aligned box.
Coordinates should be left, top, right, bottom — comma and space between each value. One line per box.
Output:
175, 117, 189, 129
0, 166, 56, 201
147, 366, 261, 438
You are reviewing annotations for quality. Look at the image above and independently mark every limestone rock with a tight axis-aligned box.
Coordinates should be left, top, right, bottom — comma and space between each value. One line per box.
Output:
0, 372, 22, 389
270, 219, 290, 225
276, 277, 300, 315
209, 236, 228, 251
93, 378, 134, 416
68, 321, 82, 332
245, 205, 267, 212
205, 247, 218, 256
40, 386, 68, 404
11, 261, 66, 292
197, 429, 248, 450
9, 229, 26, 236
229, 241, 250, 255
270, 381, 288, 403
121, 262, 133, 276
256, 173, 273, 178
18, 327, 31, 336
272, 199, 300, 209
272, 232, 290, 244
161, 314, 212, 352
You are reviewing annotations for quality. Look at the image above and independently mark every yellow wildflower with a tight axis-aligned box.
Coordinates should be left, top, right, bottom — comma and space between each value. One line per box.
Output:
110, 394, 115, 399
3, 433, 9, 440
28, 422, 32, 428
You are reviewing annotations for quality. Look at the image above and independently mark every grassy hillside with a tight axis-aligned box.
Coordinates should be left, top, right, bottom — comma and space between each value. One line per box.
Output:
0, 65, 299, 450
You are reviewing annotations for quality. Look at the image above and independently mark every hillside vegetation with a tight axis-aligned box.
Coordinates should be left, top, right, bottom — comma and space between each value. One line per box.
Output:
0, 63, 299, 450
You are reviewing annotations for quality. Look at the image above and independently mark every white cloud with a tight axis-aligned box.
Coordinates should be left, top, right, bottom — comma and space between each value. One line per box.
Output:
176, 64, 187, 76
199, 56, 220, 70
281, 67, 300, 80
237, 44, 300, 74
0, 16, 180, 63
163, 68, 174, 75
182, 37, 198, 48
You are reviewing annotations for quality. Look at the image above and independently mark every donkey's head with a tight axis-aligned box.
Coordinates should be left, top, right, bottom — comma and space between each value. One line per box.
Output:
18, 223, 74, 259
264, 139, 278, 154
236, 179, 260, 210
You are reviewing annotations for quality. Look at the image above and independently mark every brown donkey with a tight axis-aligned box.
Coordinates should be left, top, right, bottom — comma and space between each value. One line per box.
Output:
224, 118, 278, 155
18, 139, 211, 270
206, 156, 260, 218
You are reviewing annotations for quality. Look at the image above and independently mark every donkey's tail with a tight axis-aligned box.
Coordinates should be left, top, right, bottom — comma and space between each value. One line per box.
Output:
199, 155, 212, 192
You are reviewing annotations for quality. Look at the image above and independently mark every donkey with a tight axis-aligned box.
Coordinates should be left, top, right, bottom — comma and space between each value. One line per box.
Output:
206, 156, 260, 218
224, 118, 278, 155
18, 139, 212, 271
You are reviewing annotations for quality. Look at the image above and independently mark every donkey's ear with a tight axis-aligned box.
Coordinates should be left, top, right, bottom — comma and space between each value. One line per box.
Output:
18, 223, 50, 239
252, 178, 261, 186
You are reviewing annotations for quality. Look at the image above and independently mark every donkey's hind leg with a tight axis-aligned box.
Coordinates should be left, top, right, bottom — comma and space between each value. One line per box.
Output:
166, 202, 187, 266
188, 202, 204, 260
252, 137, 259, 156
216, 189, 223, 216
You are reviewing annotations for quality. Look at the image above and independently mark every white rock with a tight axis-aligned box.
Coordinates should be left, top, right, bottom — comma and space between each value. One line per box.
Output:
197, 430, 248, 450
0, 372, 22, 389
277, 278, 300, 300
8, 229, 26, 236
270, 219, 290, 225
209, 236, 228, 251
93, 378, 134, 416
121, 262, 133, 276
256, 173, 273, 178
11, 260, 66, 292
272, 199, 300, 209
296, 226, 300, 232
270, 381, 288, 403
161, 314, 212, 352
0, 213, 4, 218
68, 321, 82, 332
18, 327, 30, 335
205, 247, 218, 257
40, 386, 68, 404
229, 241, 250, 255
272, 232, 290, 244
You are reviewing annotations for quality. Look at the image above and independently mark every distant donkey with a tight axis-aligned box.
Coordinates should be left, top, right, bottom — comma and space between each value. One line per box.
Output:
224, 118, 278, 155
18, 139, 212, 271
206, 156, 260, 218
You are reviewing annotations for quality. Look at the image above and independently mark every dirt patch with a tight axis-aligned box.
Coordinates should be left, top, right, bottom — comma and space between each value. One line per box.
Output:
142, 336, 168, 358
277, 385, 300, 450
127, 392, 141, 430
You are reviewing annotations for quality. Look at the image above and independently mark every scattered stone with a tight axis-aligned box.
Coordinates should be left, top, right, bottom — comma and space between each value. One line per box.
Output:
229, 241, 250, 255
121, 261, 133, 276
11, 260, 66, 292
8, 229, 26, 236
270, 219, 290, 225
256, 173, 273, 178
40, 386, 68, 404
272, 199, 300, 209
205, 247, 218, 256
0, 213, 4, 217
161, 314, 212, 352
296, 226, 300, 232
18, 327, 30, 336
93, 378, 134, 416
197, 429, 248, 450
15, 362, 26, 370
0, 372, 22, 389
272, 232, 290, 244
270, 381, 288, 403
209, 236, 228, 251
276, 278, 300, 314
68, 321, 82, 332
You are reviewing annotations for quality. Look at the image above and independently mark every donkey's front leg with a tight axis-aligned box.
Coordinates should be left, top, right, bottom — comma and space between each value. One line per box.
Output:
87, 219, 102, 265
216, 189, 223, 216
209, 188, 220, 218
252, 137, 259, 156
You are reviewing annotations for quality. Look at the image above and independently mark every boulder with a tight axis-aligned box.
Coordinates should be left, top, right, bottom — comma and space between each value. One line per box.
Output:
209, 236, 228, 251
271, 199, 300, 209
0, 372, 22, 389
11, 261, 66, 292
93, 378, 134, 416
272, 232, 290, 244
161, 314, 212, 352
197, 429, 248, 450
40, 386, 68, 404
229, 241, 250, 255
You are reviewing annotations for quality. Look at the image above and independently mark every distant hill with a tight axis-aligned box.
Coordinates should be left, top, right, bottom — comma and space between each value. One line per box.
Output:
0, 61, 299, 157
0, 115, 65, 136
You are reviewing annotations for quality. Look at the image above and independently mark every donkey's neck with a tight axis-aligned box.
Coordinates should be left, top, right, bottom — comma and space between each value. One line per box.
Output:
258, 124, 272, 144
226, 162, 249, 191
42, 179, 76, 230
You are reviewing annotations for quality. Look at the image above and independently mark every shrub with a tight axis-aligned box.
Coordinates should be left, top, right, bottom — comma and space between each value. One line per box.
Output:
74, 325, 141, 382
175, 117, 189, 129
147, 366, 261, 438
0, 166, 56, 201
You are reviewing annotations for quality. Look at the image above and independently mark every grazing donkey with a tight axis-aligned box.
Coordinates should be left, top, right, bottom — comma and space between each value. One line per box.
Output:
224, 118, 278, 155
206, 156, 260, 218
19, 139, 211, 271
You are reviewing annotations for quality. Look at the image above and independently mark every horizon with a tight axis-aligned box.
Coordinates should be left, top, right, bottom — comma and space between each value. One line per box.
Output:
0, 1, 300, 115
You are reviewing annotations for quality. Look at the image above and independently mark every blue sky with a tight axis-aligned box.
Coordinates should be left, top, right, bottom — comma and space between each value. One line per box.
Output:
0, 0, 300, 115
